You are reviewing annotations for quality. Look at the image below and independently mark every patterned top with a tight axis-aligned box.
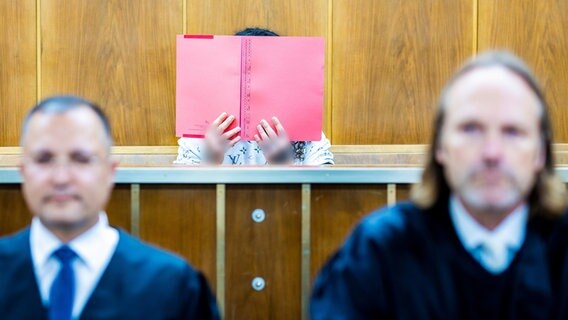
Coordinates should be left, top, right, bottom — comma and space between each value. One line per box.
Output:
174, 132, 334, 165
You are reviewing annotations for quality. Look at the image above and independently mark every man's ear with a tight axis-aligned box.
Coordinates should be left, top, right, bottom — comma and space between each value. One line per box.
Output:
106, 157, 119, 188
19, 162, 26, 179
109, 159, 119, 190
110, 158, 119, 176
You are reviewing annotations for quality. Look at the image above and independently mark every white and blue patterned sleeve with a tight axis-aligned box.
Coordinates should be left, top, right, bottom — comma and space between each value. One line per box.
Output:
174, 138, 206, 165
302, 132, 334, 165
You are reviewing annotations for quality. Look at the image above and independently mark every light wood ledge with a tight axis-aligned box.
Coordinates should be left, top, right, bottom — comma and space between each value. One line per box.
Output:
2, 144, 568, 167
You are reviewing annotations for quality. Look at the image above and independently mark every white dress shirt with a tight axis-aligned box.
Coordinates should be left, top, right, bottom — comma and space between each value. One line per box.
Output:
30, 212, 119, 320
449, 195, 528, 274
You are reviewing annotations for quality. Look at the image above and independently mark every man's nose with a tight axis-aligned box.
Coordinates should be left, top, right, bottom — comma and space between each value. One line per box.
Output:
481, 133, 504, 165
51, 162, 73, 184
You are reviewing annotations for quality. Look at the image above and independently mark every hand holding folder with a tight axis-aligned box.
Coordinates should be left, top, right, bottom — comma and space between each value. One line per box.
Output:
202, 112, 241, 163
202, 112, 294, 164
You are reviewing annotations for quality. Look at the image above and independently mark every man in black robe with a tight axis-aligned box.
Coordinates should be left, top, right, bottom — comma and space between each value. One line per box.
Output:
0, 96, 219, 319
310, 52, 568, 320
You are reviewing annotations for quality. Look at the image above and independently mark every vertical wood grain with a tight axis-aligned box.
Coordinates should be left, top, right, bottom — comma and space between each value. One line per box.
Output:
4, 1, 568, 147
478, 0, 568, 142
40, 0, 183, 146
395, 184, 412, 202
331, 0, 473, 144
0, 184, 130, 236
139, 185, 217, 288
0, 0, 36, 146
106, 185, 132, 232
225, 184, 302, 320
310, 184, 387, 280
0, 185, 30, 236
186, 0, 327, 38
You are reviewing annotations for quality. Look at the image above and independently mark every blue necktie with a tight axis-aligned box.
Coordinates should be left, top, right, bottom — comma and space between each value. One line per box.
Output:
49, 246, 77, 320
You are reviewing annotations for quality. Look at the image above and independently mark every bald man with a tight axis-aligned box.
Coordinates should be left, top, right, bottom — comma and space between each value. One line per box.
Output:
0, 96, 219, 320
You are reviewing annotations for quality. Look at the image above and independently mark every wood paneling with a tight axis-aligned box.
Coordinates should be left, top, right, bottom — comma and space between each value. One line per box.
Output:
396, 184, 412, 202
40, 0, 182, 146
6, 1, 568, 147
331, 0, 473, 144
3, 1, 568, 147
310, 185, 387, 280
0, 185, 30, 236
478, 0, 568, 142
139, 185, 217, 288
225, 185, 301, 320
0, 0, 36, 146
106, 185, 131, 232
0, 184, 132, 236
186, 0, 327, 37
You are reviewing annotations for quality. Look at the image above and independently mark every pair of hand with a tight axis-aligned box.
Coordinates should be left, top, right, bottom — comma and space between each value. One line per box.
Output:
204, 112, 292, 164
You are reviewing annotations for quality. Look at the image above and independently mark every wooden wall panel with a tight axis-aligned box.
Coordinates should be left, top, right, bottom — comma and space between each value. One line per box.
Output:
331, 0, 473, 144
0, 184, 129, 236
225, 185, 301, 320
0, 185, 30, 236
106, 185, 131, 232
0, 0, 36, 146
139, 185, 217, 287
40, 0, 182, 146
186, 1, 327, 38
478, 0, 568, 142
310, 185, 387, 280
396, 184, 412, 202
4, 1, 568, 147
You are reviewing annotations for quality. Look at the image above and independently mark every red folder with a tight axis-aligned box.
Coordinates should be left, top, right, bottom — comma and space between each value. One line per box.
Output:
176, 35, 324, 141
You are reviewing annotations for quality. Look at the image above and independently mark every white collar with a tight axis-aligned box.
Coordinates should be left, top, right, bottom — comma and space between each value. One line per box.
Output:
449, 195, 528, 252
30, 212, 117, 271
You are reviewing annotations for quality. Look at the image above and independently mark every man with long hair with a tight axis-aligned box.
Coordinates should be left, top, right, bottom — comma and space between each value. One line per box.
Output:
311, 52, 567, 319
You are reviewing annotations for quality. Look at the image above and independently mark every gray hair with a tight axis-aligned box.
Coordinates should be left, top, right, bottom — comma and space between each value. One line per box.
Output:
21, 95, 113, 150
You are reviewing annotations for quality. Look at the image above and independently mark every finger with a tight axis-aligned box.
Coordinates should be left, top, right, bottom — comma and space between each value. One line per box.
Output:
261, 119, 278, 138
228, 135, 241, 146
254, 132, 272, 155
257, 124, 269, 141
209, 113, 229, 135
272, 117, 287, 137
221, 126, 241, 139
217, 115, 236, 132
212, 112, 228, 126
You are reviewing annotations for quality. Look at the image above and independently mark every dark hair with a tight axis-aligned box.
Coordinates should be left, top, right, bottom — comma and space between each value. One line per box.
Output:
410, 51, 567, 218
235, 27, 279, 37
21, 95, 113, 148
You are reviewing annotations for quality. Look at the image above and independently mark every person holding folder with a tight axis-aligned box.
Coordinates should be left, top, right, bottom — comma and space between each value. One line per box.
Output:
175, 28, 334, 165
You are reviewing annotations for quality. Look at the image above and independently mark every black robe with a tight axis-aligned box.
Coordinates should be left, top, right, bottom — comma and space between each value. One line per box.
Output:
311, 201, 562, 320
0, 228, 220, 320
